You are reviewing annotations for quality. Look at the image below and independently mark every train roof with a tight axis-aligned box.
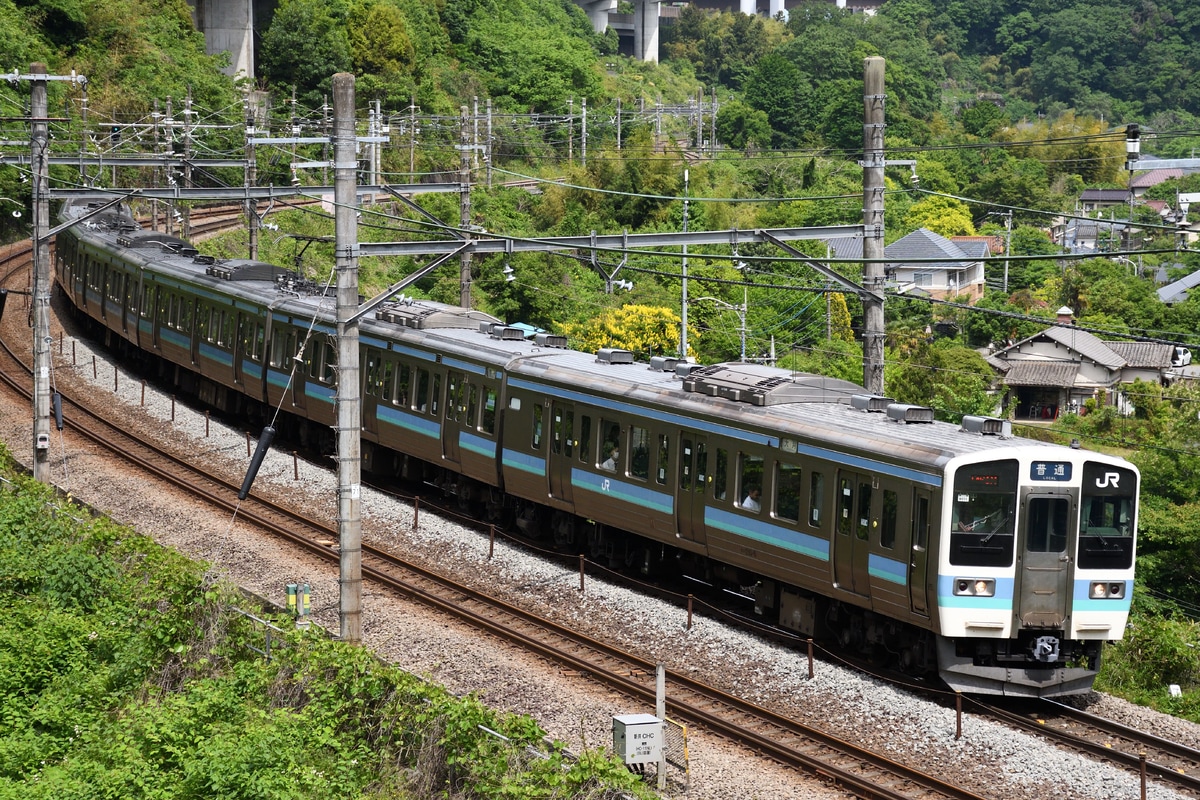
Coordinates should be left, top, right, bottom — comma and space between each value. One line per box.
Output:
59, 202, 1122, 475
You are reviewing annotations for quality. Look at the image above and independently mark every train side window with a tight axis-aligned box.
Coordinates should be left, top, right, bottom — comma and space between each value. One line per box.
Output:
221, 311, 234, 348
197, 306, 210, 342
738, 453, 763, 512
856, 481, 872, 541
912, 492, 929, 551
430, 374, 441, 416
562, 409, 574, 456
714, 447, 728, 500
578, 415, 591, 463
532, 405, 543, 449
809, 471, 825, 526
270, 328, 288, 368
695, 442, 707, 492
775, 463, 801, 522
140, 284, 153, 318
466, 383, 479, 428
837, 477, 853, 536
394, 364, 410, 406
414, 369, 429, 411
381, 360, 394, 400
630, 426, 650, 481
881, 489, 898, 549
446, 373, 462, 422
251, 322, 264, 363
364, 352, 380, 397
599, 419, 620, 470
180, 299, 192, 335
656, 434, 669, 484
321, 341, 337, 383
481, 388, 497, 434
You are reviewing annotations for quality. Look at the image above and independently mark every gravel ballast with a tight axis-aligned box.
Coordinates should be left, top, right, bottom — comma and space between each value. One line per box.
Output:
2, 311, 1197, 800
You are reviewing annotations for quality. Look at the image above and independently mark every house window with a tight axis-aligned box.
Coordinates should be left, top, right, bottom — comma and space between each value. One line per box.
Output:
914, 271, 934, 287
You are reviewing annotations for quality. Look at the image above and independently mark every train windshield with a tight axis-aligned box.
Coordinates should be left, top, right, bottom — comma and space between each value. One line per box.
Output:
1077, 462, 1137, 570
949, 460, 1018, 567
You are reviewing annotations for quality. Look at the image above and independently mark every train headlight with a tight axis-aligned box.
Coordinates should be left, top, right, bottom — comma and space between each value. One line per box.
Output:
954, 578, 995, 597
1090, 581, 1126, 599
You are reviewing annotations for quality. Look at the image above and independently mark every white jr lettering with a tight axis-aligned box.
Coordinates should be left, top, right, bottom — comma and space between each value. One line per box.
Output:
1095, 472, 1121, 489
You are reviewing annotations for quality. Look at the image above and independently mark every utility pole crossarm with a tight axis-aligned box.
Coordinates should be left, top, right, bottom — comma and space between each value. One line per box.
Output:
759, 232, 880, 301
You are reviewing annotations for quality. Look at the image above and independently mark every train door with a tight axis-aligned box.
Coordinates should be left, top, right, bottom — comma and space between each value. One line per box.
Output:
833, 471, 873, 596
676, 434, 709, 544
442, 370, 463, 464
124, 272, 139, 337
1016, 491, 1074, 629
548, 401, 574, 503
362, 348, 384, 436
908, 488, 932, 615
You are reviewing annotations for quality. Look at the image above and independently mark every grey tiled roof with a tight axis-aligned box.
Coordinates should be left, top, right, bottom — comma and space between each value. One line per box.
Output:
884, 228, 980, 269
1106, 341, 1173, 368
1080, 188, 1130, 202
1039, 326, 1126, 369
1002, 360, 1081, 387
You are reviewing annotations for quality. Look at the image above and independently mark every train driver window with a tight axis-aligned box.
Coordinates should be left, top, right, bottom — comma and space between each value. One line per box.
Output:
714, 448, 728, 501
599, 419, 620, 471
949, 460, 1017, 567
775, 463, 801, 522
738, 453, 763, 512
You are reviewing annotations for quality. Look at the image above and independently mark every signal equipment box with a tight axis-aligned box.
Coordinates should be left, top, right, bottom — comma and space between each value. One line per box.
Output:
612, 714, 663, 765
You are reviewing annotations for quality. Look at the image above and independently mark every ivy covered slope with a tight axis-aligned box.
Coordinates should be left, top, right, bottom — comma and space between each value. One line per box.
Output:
0, 446, 653, 800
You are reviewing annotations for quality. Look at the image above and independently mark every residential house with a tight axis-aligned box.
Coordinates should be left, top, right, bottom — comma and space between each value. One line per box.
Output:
1130, 168, 1183, 198
820, 228, 989, 302
987, 308, 1178, 419
1079, 188, 1130, 214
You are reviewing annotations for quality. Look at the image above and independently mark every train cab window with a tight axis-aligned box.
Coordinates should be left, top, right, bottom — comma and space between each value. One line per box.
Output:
1078, 463, 1136, 570
809, 472, 825, 526
394, 364, 410, 406
481, 388, 497, 434
714, 448, 728, 501
738, 453, 763, 512
881, 489, 898, 549
630, 426, 650, 481
532, 405, 543, 449
775, 463, 801, 522
578, 416, 592, 463
950, 460, 1017, 567
599, 419, 620, 471
656, 434, 669, 485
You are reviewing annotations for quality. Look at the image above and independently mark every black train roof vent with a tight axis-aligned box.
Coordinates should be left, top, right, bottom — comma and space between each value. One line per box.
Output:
534, 332, 568, 349
886, 403, 935, 424
682, 363, 864, 406
596, 348, 634, 365
960, 415, 1012, 437
851, 394, 895, 412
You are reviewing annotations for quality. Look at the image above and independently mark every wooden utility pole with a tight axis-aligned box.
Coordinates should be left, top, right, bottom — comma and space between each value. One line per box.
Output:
862, 57, 886, 396
333, 72, 363, 645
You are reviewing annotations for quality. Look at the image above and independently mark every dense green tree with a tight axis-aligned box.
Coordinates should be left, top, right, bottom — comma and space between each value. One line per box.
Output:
715, 99, 772, 151
260, 0, 353, 110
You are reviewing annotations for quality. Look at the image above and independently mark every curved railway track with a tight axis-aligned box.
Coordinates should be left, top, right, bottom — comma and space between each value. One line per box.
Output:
0, 224, 1196, 800
973, 698, 1200, 796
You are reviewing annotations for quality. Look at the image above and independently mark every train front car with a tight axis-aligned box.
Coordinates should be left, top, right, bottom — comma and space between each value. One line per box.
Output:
935, 448, 1138, 697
